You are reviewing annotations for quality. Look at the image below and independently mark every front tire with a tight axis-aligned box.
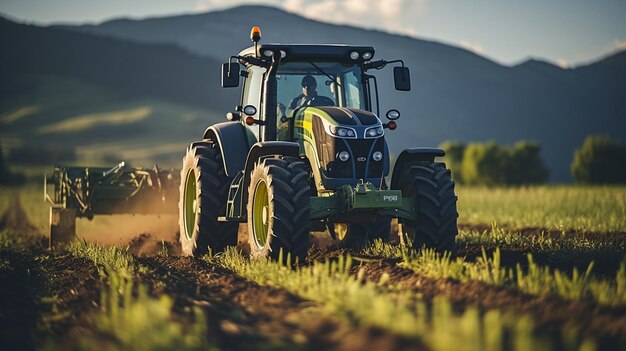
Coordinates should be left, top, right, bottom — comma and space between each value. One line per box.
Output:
396, 162, 458, 253
179, 140, 237, 256
247, 157, 310, 263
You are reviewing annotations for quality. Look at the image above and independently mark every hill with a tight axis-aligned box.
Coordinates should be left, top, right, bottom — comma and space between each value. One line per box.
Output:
1, 6, 625, 180
67, 6, 626, 181
0, 17, 237, 166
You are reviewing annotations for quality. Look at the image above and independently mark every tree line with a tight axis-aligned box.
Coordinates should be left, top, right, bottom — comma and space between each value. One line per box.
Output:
440, 135, 626, 185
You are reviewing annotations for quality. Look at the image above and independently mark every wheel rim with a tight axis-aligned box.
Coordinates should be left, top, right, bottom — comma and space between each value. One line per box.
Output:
252, 179, 269, 248
183, 168, 197, 240
334, 223, 349, 241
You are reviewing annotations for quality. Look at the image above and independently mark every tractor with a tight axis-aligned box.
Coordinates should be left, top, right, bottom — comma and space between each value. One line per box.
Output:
178, 27, 458, 261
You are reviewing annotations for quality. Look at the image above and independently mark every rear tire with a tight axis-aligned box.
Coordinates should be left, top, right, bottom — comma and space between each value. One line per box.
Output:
396, 162, 458, 253
179, 140, 237, 256
247, 157, 310, 263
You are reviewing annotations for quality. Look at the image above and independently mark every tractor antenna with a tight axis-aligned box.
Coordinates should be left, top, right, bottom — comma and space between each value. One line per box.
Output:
250, 26, 262, 58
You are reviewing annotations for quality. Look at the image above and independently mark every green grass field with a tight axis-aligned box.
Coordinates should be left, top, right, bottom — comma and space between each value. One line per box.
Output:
456, 185, 626, 232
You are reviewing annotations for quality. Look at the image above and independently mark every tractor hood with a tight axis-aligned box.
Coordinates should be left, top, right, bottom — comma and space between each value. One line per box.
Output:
306, 106, 380, 127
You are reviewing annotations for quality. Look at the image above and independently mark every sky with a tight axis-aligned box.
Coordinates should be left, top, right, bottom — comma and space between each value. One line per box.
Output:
1, 0, 625, 67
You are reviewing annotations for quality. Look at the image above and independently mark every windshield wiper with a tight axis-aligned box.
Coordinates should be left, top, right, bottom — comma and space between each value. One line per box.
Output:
306, 60, 341, 86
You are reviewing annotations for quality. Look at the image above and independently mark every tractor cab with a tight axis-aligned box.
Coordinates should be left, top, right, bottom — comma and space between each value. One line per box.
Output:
222, 34, 410, 144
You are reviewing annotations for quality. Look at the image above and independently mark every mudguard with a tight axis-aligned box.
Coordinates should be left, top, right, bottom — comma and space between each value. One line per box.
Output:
390, 148, 445, 189
203, 122, 251, 177
228, 141, 301, 220
242, 140, 300, 190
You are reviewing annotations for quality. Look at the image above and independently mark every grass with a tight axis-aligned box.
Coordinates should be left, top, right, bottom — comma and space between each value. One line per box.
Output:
212, 248, 595, 351
457, 224, 626, 274
396, 245, 626, 307
67, 241, 213, 350
456, 185, 626, 233
0, 183, 49, 234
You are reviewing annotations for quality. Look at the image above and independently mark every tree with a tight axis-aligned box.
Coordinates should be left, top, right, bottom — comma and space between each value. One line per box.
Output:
461, 141, 508, 186
506, 141, 549, 185
439, 141, 466, 183
571, 135, 626, 184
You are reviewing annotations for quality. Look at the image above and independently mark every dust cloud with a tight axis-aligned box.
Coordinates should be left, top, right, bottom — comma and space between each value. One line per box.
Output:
77, 214, 180, 256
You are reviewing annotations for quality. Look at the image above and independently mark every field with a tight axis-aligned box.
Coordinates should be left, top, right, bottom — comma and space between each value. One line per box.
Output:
1, 184, 625, 350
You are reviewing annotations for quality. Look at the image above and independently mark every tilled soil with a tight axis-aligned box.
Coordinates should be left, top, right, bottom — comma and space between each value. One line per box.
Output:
352, 258, 626, 349
1, 211, 625, 350
0, 245, 423, 351
137, 256, 424, 351
457, 224, 626, 276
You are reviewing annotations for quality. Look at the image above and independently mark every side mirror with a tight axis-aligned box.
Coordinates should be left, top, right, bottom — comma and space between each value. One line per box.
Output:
393, 66, 411, 91
221, 62, 240, 88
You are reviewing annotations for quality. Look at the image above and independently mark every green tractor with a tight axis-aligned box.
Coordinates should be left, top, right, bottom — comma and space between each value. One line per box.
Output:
179, 27, 458, 261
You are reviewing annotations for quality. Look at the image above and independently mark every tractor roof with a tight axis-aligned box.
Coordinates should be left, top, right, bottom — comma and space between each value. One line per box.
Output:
238, 44, 375, 63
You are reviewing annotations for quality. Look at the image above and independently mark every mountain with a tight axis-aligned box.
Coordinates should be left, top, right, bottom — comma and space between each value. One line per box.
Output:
0, 17, 239, 166
65, 5, 626, 181
2, 5, 625, 180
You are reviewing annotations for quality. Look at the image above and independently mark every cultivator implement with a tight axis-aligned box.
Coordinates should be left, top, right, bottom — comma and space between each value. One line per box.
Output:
44, 162, 179, 247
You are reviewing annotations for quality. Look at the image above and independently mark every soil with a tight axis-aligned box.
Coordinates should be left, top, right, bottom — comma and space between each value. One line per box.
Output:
137, 255, 424, 351
352, 259, 626, 350
1, 195, 624, 350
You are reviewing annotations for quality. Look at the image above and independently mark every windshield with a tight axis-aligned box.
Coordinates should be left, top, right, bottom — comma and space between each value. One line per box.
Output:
275, 61, 366, 114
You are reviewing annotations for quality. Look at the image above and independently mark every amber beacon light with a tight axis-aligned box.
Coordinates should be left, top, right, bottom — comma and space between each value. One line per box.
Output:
250, 26, 262, 42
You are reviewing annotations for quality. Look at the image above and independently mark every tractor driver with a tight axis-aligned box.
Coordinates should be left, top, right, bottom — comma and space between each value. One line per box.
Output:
279, 75, 319, 140
289, 75, 319, 110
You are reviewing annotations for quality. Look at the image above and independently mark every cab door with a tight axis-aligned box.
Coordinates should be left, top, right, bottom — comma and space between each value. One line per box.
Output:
241, 65, 266, 142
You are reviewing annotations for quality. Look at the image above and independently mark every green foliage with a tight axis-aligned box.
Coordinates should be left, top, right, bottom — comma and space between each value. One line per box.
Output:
457, 185, 626, 232
214, 248, 575, 351
507, 141, 549, 185
457, 224, 625, 273
441, 140, 549, 185
571, 135, 626, 184
398, 245, 626, 307
85, 272, 211, 351
461, 141, 507, 186
439, 141, 466, 182
68, 241, 212, 350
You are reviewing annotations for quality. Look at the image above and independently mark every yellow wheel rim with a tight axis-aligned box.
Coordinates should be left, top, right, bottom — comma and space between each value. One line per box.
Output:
252, 179, 269, 247
334, 223, 348, 241
183, 168, 197, 240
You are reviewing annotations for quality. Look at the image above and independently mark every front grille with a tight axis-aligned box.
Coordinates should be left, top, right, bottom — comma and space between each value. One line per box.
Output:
348, 139, 374, 179
313, 115, 385, 180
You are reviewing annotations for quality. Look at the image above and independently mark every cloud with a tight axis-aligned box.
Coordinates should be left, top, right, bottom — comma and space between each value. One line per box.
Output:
611, 39, 626, 51
194, 0, 283, 13
458, 40, 485, 55
194, 0, 427, 37
555, 59, 570, 69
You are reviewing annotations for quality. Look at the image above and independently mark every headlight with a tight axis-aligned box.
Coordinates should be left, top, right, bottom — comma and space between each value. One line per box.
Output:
372, 151, 383, 161
362, 51, 373, 60
329, 125, 357, 138
365, 126, 384, 138
338, 151, 350, 161
350, 51, 359, 60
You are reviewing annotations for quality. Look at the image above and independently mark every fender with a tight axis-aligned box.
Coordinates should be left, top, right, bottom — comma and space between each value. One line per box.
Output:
203, 122, 251, 177
241, 141, 300, 204
390, 148, 445, 189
